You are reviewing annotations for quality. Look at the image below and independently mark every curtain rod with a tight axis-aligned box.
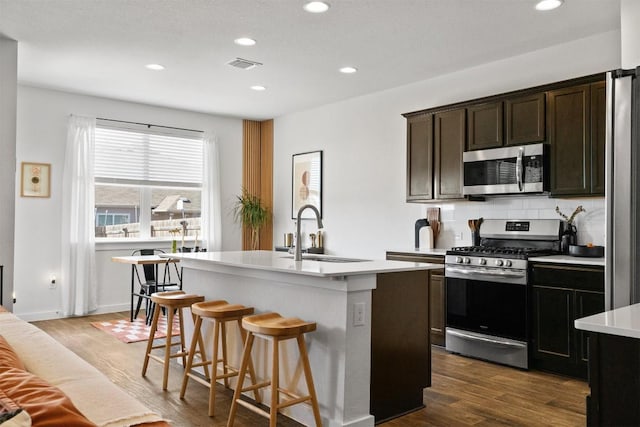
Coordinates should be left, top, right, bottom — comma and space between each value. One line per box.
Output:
96, 117, 204, 134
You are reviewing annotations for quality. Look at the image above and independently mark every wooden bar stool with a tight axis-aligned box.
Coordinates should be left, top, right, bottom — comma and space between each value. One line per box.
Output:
180, 300, 261, 416
227, 312, 322, 427
142, 290, 205, 390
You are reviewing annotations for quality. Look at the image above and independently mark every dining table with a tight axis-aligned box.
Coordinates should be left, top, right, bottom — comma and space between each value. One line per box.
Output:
111, 255, 182, 323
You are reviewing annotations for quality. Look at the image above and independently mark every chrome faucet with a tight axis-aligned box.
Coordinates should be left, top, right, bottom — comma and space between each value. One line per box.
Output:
294, 204, 324, 261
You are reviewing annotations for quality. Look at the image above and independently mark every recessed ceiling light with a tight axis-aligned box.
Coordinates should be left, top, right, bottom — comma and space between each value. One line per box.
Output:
535, 0, 564, 11
339, 66, 357, 74
234, 37, 256, 46
251, 85, 266, 91
145, 63, 165, 71
304, 1, 330, 13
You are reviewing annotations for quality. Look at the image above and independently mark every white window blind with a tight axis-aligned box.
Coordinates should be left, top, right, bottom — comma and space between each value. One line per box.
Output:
95, 122, 203, 188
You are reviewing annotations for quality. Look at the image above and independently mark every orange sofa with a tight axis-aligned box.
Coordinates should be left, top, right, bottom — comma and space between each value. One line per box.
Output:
0, 309, 170, 426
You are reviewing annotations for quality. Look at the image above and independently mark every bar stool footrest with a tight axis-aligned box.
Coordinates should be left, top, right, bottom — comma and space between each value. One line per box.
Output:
236, 398, 271, 419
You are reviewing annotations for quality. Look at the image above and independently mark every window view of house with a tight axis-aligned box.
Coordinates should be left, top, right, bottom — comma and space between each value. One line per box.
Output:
94, 122, 203, 239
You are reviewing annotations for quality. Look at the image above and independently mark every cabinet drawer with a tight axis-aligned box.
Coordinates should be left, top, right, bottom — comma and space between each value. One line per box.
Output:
530, 263, 603, 292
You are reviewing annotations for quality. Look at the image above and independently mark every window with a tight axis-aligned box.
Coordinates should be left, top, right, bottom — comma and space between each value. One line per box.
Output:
94, 120, 204, 240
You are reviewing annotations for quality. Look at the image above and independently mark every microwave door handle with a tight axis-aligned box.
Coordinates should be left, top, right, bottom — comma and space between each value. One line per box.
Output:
516, 147, 524, 191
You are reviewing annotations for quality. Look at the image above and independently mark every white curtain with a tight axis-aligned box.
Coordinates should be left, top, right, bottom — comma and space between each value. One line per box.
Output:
201, 133, 222, 251
61, 115, 97, 316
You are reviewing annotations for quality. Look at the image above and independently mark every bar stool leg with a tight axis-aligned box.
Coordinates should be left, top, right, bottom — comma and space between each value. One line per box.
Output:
221, 320, 230, 388
180, 315, 203, 399
142, 303, 161, 377
177, 309, 187, 367
162, 306, 175, 390
227, 332, 255, 427
270, 337, 279, 427
208, 319, 221, 416
237, 320, 262, 404
297, 335, 322, 426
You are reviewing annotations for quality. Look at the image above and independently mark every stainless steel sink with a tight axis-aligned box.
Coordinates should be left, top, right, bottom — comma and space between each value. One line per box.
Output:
280, 255, 369, 263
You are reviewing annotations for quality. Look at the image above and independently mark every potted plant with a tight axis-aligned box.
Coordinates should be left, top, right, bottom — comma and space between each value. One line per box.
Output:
233, 189, 269, 250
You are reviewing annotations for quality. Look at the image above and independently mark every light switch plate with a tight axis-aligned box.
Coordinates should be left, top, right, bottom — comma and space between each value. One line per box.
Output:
353, 302, 365, 326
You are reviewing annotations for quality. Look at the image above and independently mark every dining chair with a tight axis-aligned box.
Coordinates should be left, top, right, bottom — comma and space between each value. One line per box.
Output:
131, 249, 182, 324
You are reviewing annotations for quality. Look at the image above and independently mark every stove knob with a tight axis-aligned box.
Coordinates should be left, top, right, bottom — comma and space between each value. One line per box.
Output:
464, 258, 471, 264
505, 260, 513, 267
479, 258, 487, 265
495, 259, 504, 267
456, 257, 463, 263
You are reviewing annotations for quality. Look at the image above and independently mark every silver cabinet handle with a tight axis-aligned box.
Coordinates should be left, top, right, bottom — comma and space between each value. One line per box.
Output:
516, 147, 524, 191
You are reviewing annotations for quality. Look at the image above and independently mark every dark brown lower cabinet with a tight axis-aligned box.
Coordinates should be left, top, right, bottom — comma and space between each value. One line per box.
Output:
586, 333, 640, 426
385, 252, 445, 346
530, 263, 604, 379
370, 270, 430, 424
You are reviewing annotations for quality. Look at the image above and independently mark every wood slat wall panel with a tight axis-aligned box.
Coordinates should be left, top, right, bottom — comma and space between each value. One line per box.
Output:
242, 120, 273, 250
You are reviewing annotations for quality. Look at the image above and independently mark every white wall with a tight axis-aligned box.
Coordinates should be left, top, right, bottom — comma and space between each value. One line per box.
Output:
273, 31, 621, 259
14, 86, 243, 320
0, 37, 17, 312
621, 0, 640, 68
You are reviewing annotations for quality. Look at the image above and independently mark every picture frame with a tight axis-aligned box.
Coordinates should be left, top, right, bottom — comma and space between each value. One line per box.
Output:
292, 150, 322, 219
20, 162, 51, 198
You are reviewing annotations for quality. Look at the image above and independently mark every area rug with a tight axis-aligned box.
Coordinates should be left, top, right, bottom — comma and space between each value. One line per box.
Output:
91, 315, 181, 344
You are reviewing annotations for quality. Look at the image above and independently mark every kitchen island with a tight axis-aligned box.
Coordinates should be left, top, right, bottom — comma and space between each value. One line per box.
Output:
575, 303, 640, 426
162, 250, 440, 427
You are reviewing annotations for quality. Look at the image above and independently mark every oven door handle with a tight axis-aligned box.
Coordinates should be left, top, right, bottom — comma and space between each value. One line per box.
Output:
446, 266, 526, 279
447, 329, 527, 349
516, 146, 524, 192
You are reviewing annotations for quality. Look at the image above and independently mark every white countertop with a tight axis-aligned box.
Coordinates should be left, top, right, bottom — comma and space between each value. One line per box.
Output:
162, 250, 441, 278
575, 303, 640, 339
529, 254, 605, 266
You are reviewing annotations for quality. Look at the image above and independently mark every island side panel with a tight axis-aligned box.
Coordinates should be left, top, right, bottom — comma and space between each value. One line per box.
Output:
371, 270, 430, 423
180, 265, 376, 427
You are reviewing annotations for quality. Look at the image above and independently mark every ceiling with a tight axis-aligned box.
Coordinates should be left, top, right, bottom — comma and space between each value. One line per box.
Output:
0, 0, 621, 120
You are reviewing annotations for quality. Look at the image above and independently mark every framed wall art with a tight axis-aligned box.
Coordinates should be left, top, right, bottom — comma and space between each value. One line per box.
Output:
20, 162, 51, 198
291, 150, 322, 219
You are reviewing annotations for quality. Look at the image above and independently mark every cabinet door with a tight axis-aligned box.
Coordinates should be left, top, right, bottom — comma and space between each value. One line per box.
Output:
505, 92, 545, 145
575, 290, 604, 366
548, 84, 592, 196
429, 270, 445, 347
591, 81, 606, 195
532, 285, 573, 361
434, 109, 465, 199
467, 102, 503, 150
406, 114, 433, 201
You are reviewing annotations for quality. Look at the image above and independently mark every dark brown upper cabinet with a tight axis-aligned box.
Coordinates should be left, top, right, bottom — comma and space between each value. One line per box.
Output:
591, 81, 606, 195
548, 82, 605, 196
467, 101, 503, 150
505, 93, 546, 145
406, 114, 434, 201
434, 109, 465, 199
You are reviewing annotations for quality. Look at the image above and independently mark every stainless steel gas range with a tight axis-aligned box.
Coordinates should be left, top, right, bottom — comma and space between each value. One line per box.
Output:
445, 219, 562, 369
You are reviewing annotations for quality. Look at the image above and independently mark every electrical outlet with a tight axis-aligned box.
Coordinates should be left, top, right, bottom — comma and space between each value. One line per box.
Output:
455, 231, 464, 240
353, 302, 365, 326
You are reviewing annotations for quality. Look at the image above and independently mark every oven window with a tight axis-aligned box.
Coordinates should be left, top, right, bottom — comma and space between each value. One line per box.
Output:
446, 277, 527, 341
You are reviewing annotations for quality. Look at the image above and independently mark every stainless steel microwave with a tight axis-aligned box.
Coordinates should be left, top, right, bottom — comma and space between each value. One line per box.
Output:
463, 143, 548, 196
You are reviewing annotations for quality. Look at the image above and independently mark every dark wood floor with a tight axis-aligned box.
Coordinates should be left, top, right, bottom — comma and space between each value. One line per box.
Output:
32, 312, 588, 427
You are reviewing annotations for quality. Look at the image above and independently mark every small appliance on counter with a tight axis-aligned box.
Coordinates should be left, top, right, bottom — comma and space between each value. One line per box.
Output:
414, 218, 433, 249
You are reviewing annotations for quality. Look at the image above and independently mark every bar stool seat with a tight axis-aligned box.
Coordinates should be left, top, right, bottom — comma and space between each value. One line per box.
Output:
141, 290, 205, 390
180, 300, 261, 416
227, 312, 322, 427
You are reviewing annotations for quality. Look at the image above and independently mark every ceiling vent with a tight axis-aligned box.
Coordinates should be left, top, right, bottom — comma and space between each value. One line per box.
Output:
227, 57, 263, 70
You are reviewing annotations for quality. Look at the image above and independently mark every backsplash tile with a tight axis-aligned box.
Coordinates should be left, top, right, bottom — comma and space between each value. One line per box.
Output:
427, 196, 605, 249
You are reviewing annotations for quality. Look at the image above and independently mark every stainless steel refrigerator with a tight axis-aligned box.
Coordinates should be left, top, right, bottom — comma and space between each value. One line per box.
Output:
605, 67, 640, 309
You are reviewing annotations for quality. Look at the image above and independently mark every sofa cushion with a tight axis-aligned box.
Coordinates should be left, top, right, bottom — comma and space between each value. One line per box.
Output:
0, 367, 96, 427
0, 336, 25, 372
0, 388, 30, 426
